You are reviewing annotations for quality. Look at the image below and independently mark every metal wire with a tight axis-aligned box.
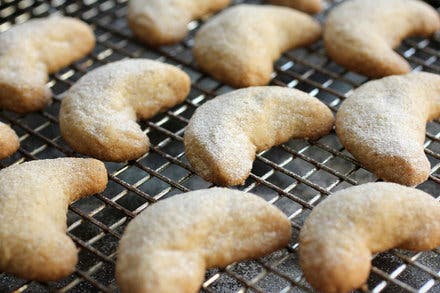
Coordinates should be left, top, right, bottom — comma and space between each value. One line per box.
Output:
0, 0, 439, 292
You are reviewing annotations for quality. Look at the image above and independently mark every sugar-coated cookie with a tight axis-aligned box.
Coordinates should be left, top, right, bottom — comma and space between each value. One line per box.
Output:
336, 72, 440, 186
324, 0, 440, 78
184, 86, 334, 186
300, 182, 440, 293
269, 0, 322, 14
0, 16, 95, 113
0, 158, 107, 280
0, 122, 19, 159
60, 59, 190, 162
193, 4, 321, 88
128, 0, 231, 46
116, 188, 291, 293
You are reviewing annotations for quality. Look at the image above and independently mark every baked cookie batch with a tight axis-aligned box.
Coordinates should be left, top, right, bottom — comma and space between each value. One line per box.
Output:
0, 1, 439, 293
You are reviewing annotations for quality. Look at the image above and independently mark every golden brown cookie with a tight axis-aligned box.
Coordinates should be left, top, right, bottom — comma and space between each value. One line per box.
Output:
193, 4, 321, 88
59, 59, 190, 162
0, 158, 108, 280
127, 0, 231, 46
0, 122, 19, 159
0, 16, 95, 113
116, 188, 291, 293
300, 182, 440, 293
269, 0, 322, 14
324, 0, 440, 78
336, 72, 440, 186
184, 86, 334, 186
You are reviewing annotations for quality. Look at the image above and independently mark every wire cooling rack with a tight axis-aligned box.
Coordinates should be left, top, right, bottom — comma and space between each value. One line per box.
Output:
0, 0, 439, 292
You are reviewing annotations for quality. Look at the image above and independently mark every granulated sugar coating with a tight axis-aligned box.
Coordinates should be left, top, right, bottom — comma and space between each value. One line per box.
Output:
128, 0, 231, 46
116, 188, 291, 293
184, 86, 334, 186
299, 182, 440, 293
324, 0, 440, 78
336, 72, 440, 186
59, 59, 190, 162
0, 158, 108, 281
0, 16, 95, 113
193, 4, 321, 87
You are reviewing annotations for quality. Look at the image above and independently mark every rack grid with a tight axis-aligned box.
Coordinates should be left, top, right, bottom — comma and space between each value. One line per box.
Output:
0, 0, 439, 292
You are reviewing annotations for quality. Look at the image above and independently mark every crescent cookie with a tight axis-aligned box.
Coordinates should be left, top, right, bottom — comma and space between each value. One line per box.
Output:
300, 182, 440, 293
127, 0, 231, 46
336, 72, 440, 186
116, 188, 291, 293
0, 16, 95, 113
193, 4, 321, 88
59, 59, 190, 162
184, 86, 334, 186
324, 0, 440, 78
268, 0, 322, 14
0, 122, 19, 159
0, 158, 108, 281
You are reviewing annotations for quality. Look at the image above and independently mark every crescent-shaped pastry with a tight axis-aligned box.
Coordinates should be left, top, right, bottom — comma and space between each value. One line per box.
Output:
0, 158, 108, 280
300, 182, 440, 293
127, 0, 231, 46
0, 122, 19, 159
268, 0, 322, 14
184, 86, 334, 186
336, 72, 440, 186
0, 16, 95, 113
324, 0, 440, 78
193, 4, 321, 88
59, 59, 190, 162
116, 188, 291, 293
